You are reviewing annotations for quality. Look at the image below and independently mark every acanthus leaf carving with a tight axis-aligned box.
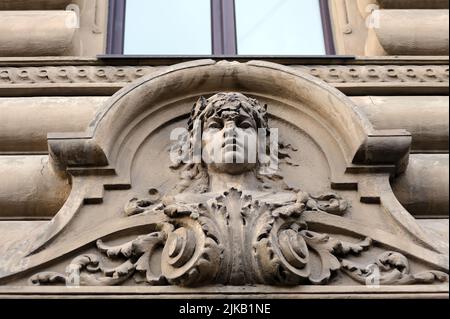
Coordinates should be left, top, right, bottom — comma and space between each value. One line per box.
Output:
30, 272, 67, 286
31, 229, 171, 286
30, 188, 448, 287
341, 252, 449, 285
298, 231, 371, 285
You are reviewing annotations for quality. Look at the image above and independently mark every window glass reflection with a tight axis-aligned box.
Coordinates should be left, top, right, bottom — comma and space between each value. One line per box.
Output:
124, 0, 212, 55
235, 0, 325, 55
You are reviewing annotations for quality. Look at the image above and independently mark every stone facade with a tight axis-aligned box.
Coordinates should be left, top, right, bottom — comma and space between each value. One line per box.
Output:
0, 0, 448, 299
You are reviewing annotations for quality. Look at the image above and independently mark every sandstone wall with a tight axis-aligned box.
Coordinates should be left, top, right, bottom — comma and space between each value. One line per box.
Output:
0, 0, 108, 56
332, 0, 450, 56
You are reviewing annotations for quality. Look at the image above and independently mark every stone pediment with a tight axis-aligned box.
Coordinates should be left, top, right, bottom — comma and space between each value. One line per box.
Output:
0, 60, 447, 297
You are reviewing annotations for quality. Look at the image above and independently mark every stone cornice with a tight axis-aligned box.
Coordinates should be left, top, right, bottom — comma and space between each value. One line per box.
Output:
0, 57, 448, 96
0, 284, 447, 299
0, 56, 448, 66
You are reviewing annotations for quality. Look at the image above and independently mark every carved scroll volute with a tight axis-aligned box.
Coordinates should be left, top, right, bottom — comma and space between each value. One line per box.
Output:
161, 218, 222, 286
165, 228, 196, 268
270, 224, 313, 283
278, 228, 310, 270
254, 212, 312, 285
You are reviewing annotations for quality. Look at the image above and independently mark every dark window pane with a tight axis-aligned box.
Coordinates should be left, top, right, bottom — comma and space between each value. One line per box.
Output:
124, 0, 212, 55
235, 0, 326, 55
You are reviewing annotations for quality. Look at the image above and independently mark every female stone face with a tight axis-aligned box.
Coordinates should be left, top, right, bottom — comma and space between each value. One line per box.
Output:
201, 109, 258, 175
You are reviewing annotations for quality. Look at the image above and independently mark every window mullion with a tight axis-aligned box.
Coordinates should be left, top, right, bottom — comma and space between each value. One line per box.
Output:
106, 0, 126, 55
211, 0, 237, 55
319, 0, 336, 55
221, 0, 237, 55
211, 0, 224, 55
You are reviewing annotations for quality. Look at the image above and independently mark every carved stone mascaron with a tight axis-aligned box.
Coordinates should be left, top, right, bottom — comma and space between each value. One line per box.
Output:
29, 92, 447, 288
0, 61, 447, 298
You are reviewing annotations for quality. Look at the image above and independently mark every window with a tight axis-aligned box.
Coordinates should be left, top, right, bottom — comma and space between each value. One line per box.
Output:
107, 0, 335, 55
125, 0, 212, 55
235, 0, 326, 55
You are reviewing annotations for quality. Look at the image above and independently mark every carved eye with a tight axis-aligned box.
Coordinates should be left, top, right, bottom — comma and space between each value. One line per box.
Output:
207, 121, 223, 130
239, 121, 253, 129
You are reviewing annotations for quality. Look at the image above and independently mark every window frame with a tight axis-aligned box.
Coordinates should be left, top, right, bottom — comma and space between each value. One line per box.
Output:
106, 0, 126, 55
106, 0, 335, 55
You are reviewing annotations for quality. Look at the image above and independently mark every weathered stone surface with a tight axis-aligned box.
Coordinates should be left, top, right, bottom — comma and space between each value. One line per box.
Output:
366, 10, 449, 55
0, 64, 447, 97
332, 0, 369, 55
0, 0, 71, 10
338, 0, 450, 55
392, 154, 449, 218
0, 97, 107, 153
0, 156, 70, 219
418, 219, 449, 253
0, 1, 108, 57
70, 0, 109, 57
0, 61, 446, 298
0, 285, 447, 299
358, 0, 449, 12
0, 11, 76, 56
0, 0, 446, 301
0, 153, 445, 219
354, 96, 449, 153
1, 96, 448, 154
377, 0, 449, 9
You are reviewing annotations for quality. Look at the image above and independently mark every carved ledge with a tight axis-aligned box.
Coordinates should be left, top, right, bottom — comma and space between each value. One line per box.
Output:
0, 64, 447, 85
48, 133, 108, 170
0, 64, 447, 96
352, 130, 412, 175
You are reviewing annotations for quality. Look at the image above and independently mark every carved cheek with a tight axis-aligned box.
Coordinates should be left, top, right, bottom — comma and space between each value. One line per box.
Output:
202, 130, 223, 162
201, 131, 212, 149
241, 130, 258, 153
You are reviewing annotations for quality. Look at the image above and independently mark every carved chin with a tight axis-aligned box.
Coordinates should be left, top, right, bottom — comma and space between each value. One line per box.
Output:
210, 161, 256, 175
223, 151, 241, 164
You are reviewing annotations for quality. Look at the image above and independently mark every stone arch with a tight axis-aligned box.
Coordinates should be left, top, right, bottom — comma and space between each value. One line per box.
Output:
49, 59, 410, 184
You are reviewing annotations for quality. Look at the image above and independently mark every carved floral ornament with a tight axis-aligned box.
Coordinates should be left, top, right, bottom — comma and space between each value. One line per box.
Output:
31, 92, 447, 287
30, 187, 446, 287
1, 61, 448, 293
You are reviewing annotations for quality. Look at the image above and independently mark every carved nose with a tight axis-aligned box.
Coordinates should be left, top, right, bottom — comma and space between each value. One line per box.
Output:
224, 121, 237, 138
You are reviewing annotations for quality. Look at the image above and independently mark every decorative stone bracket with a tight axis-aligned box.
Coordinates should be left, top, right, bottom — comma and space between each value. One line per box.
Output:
0, 61, 447, 297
